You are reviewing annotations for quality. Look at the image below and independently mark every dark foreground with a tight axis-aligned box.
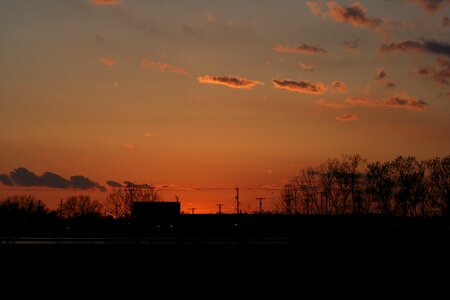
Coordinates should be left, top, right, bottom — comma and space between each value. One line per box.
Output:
2, 214, 450, 268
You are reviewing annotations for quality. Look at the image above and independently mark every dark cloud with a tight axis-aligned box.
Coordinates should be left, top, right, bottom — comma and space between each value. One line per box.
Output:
386, 80, 397, 88
40, 172, 71, 188
346, 93, 428, 110
10, 167, 40, 186
198, 75, 263, 89
106, 180, 123, 187
328, 1, 382, 29
406, 0, 450, 13
0, 167, 105, 191
307, 1, 383, 31
0, 174, 14, 186
272, 79, 327, 94
379, 40, 450, 57
273, 44, 327, 54
123, 181, 153, 189
417, 58, 450, 84
70, 176, 106, 192
375, 68, 388, 81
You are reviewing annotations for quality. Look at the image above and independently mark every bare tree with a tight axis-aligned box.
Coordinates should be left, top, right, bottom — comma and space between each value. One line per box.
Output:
426, 156, 450, 217
0, 195, 48, 219
366, 161, 394, 215
391, 156, 426, 216
105, 182, 161, 219
294, 167, 321, 214
62, 195, 103, 218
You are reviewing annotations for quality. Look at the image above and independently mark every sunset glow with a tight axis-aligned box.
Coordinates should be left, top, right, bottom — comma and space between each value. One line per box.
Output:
1, 0, 449, 213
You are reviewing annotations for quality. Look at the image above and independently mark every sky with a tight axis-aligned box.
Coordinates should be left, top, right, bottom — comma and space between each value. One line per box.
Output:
0, 0, 449, 213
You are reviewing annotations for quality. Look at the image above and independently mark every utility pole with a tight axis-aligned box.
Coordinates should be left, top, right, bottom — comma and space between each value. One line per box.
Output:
216, 203, 224, 214
175, 195, 179, 202
190, 208, 196, 214
256, 197, 265, 214
235, 188, 240, 214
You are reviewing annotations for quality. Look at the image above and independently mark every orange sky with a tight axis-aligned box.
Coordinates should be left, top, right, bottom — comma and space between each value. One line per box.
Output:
1, 0, 449, 212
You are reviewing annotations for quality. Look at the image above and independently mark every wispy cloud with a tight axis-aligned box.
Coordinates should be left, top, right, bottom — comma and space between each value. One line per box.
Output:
345, 92, 428, 110
99, 57, 115, 67
143, 132, 157, 138
417, 58, 450, 85
299, 62, 314, 71
141, 59, 188, 75
327, 1, 382, 30
343, 39, 359, 52
406, 0, 450, 13
272, 79, 327, 95
92, 0, 121, 5
306, 1, 383, 31
0, 167, 105, 191
306, 1, 322, 15
336, 114, 358, 122
125, 144, 135, 149
206, 13, 217, 22
379, 40, 450, 57
331, 81, 347, 93
273, 44, 327, 54
198, 75, 263, 89
315, 99, 345, 109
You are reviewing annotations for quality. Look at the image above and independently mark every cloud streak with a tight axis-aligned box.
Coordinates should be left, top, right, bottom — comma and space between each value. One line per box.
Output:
273, 44, 327, 54
0, 167, 106, 191
272, 79, 327, 95
336, 114, 358, 122
417, 58, 450, 85
379, 40, 450, 57
331, 81, 347, 93
299, 62, 314, 71
315, 99, 345, 109
99, 57, 115, 67
345, 93, 428, 110
141, 59, 189, 75
198, 75, 263, 89
307, 1, 383, 31
92, 0, 121, 5
406, 0, 450, 13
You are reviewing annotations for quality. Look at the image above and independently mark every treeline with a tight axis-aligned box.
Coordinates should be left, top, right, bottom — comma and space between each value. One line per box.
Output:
0, 182, 161, 222
279, 155, 449, 217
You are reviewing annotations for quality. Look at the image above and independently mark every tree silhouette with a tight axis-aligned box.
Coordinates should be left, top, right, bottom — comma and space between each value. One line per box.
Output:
391, 156, 426, 216
366, 161, 394, 215
62, 195, 103, 219
426, 156, 450, 217
105, 181, 161, 219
